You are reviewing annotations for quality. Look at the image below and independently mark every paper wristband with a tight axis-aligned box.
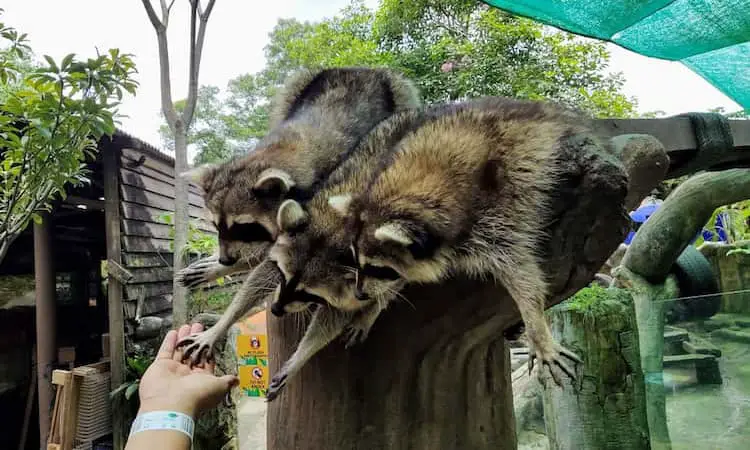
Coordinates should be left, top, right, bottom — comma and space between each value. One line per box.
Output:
129, 411, 195, 441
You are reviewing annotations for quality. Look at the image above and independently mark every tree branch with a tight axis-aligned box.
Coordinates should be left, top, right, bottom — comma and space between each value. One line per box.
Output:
141, 0, 164, 30
622, 168, 750, 281
182, 0, 216, 125
141, 0, 179, 128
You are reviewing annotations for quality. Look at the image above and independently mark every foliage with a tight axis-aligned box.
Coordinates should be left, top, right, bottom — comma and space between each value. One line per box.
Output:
157, 212, 218, 258
189, 287, 234, 314
162, 0, 638, 164
110, 348, 156, 429
0, 11, 138, 261
708, 106, 749, 119
158, 79, 271, 164
560, 284, 632, 320
0, 273, 34, 307
696, 200, 750, 246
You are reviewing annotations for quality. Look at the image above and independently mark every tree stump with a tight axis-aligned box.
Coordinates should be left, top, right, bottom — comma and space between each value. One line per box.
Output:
267, 132, 632, 450
542, 286, 649, 450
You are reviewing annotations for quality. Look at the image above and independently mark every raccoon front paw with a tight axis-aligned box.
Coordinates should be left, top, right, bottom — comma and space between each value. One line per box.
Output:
528, 341, 582, 386
176, 259, 221, 289
175, 331, 218, 367
342, 323, 370, 349
265, 372, 288, 402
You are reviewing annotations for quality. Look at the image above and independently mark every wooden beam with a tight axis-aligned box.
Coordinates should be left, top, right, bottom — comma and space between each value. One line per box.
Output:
103, 147, 126, 450
107, 259, 134, 284
594, 117, 750, 178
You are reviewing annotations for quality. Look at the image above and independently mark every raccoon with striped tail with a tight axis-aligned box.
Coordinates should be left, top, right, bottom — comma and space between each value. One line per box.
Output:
174, 67, 421, 366
269, 97, 592, 394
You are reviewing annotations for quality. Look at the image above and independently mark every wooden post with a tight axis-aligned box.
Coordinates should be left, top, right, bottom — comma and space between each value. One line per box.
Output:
268, 280, 518, 450
267, 132, 634, 450
103, 147, 127, 450
35, 214, 56, 448
542, 287, 650, 450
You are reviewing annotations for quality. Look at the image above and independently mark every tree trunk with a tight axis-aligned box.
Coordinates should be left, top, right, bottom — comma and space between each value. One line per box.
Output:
172, 127, 190, 325
622, 169, 750, 281
542, 287, 650, 450
616, 168, 750, 450
268, 132, 634, 450
268, 280, 518, 450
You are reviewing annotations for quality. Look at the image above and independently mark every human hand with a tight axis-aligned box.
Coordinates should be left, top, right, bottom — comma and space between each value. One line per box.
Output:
137, 323, 238, 418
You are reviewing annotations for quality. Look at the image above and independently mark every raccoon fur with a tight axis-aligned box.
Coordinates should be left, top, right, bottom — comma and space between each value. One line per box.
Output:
182, 66, 421, 268
263, 107, 442, 400
269, 97, 595, 391
175, 67, 421, 365
266, 101, 514, 400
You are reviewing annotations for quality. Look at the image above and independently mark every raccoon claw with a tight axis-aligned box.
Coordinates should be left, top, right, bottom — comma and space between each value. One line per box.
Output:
342, 324, 369, 349
223, 391, 234, 408
265, 373, 288, 402
176, 332, 217, 367
176, 259, 221, 289
528, 342, 581, 387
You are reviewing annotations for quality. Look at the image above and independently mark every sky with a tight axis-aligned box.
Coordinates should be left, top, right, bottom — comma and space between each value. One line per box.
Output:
2, 0, 741, 158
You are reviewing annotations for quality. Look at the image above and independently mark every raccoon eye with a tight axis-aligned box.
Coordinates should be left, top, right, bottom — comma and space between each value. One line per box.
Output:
226, 222, 274, 242
361, 264, 401, 280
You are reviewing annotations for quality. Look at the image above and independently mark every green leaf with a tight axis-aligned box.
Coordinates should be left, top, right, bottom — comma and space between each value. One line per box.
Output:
61, 53, 75, 70
42, 55, 59, 73
31, 213, 42, 225
124, 381, 140, 400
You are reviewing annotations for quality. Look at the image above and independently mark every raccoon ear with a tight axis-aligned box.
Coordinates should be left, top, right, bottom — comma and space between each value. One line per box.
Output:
327, 194, 352, 216
254, 168, 296, 197
373, 223, 413, 247
277, 199, 308, 232
180, 164, 218, 189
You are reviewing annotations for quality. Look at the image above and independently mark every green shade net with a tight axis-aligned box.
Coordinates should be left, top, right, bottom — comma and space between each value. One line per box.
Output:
482, 0, 750, 109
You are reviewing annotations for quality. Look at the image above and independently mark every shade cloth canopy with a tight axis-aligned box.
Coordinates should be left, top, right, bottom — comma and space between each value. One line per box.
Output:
482, 0, 750, 110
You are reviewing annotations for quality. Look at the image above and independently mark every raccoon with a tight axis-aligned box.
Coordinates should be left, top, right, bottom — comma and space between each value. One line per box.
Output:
182, 67, 421, 268
175, 67, 421, 363
265, 103, 482, 400
270, 97, 593, 389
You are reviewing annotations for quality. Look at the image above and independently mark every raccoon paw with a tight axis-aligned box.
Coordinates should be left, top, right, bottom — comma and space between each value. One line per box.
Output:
265, 373, 288, 402
175, 331, 217, 368
528, 341, 581, 387
176, 259, 220, 289
342, 325, 369, 349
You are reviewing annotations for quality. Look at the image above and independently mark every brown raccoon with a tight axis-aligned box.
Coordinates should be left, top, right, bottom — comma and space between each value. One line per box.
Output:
263, 107, 442, 400
271, 97, 594, 388
183, 66, 421, 268
175, 67, 421, 365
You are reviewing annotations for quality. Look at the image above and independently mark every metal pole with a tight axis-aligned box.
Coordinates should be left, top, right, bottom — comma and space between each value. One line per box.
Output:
34, 216, 56, 448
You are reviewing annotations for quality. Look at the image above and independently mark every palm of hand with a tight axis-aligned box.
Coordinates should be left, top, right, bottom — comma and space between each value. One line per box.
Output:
138, 323, 237, 416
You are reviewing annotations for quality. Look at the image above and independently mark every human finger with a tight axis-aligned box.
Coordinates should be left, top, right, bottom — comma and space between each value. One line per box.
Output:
174, 324, 192, 362
156, 330, 178, 360
190, 322, 204, 335
199, 375, 239, 411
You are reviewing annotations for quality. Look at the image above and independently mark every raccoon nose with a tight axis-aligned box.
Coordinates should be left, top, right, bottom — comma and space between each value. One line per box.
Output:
354, 290, 369, 301
219, 255, 238, 266
270, 302, 286, 317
